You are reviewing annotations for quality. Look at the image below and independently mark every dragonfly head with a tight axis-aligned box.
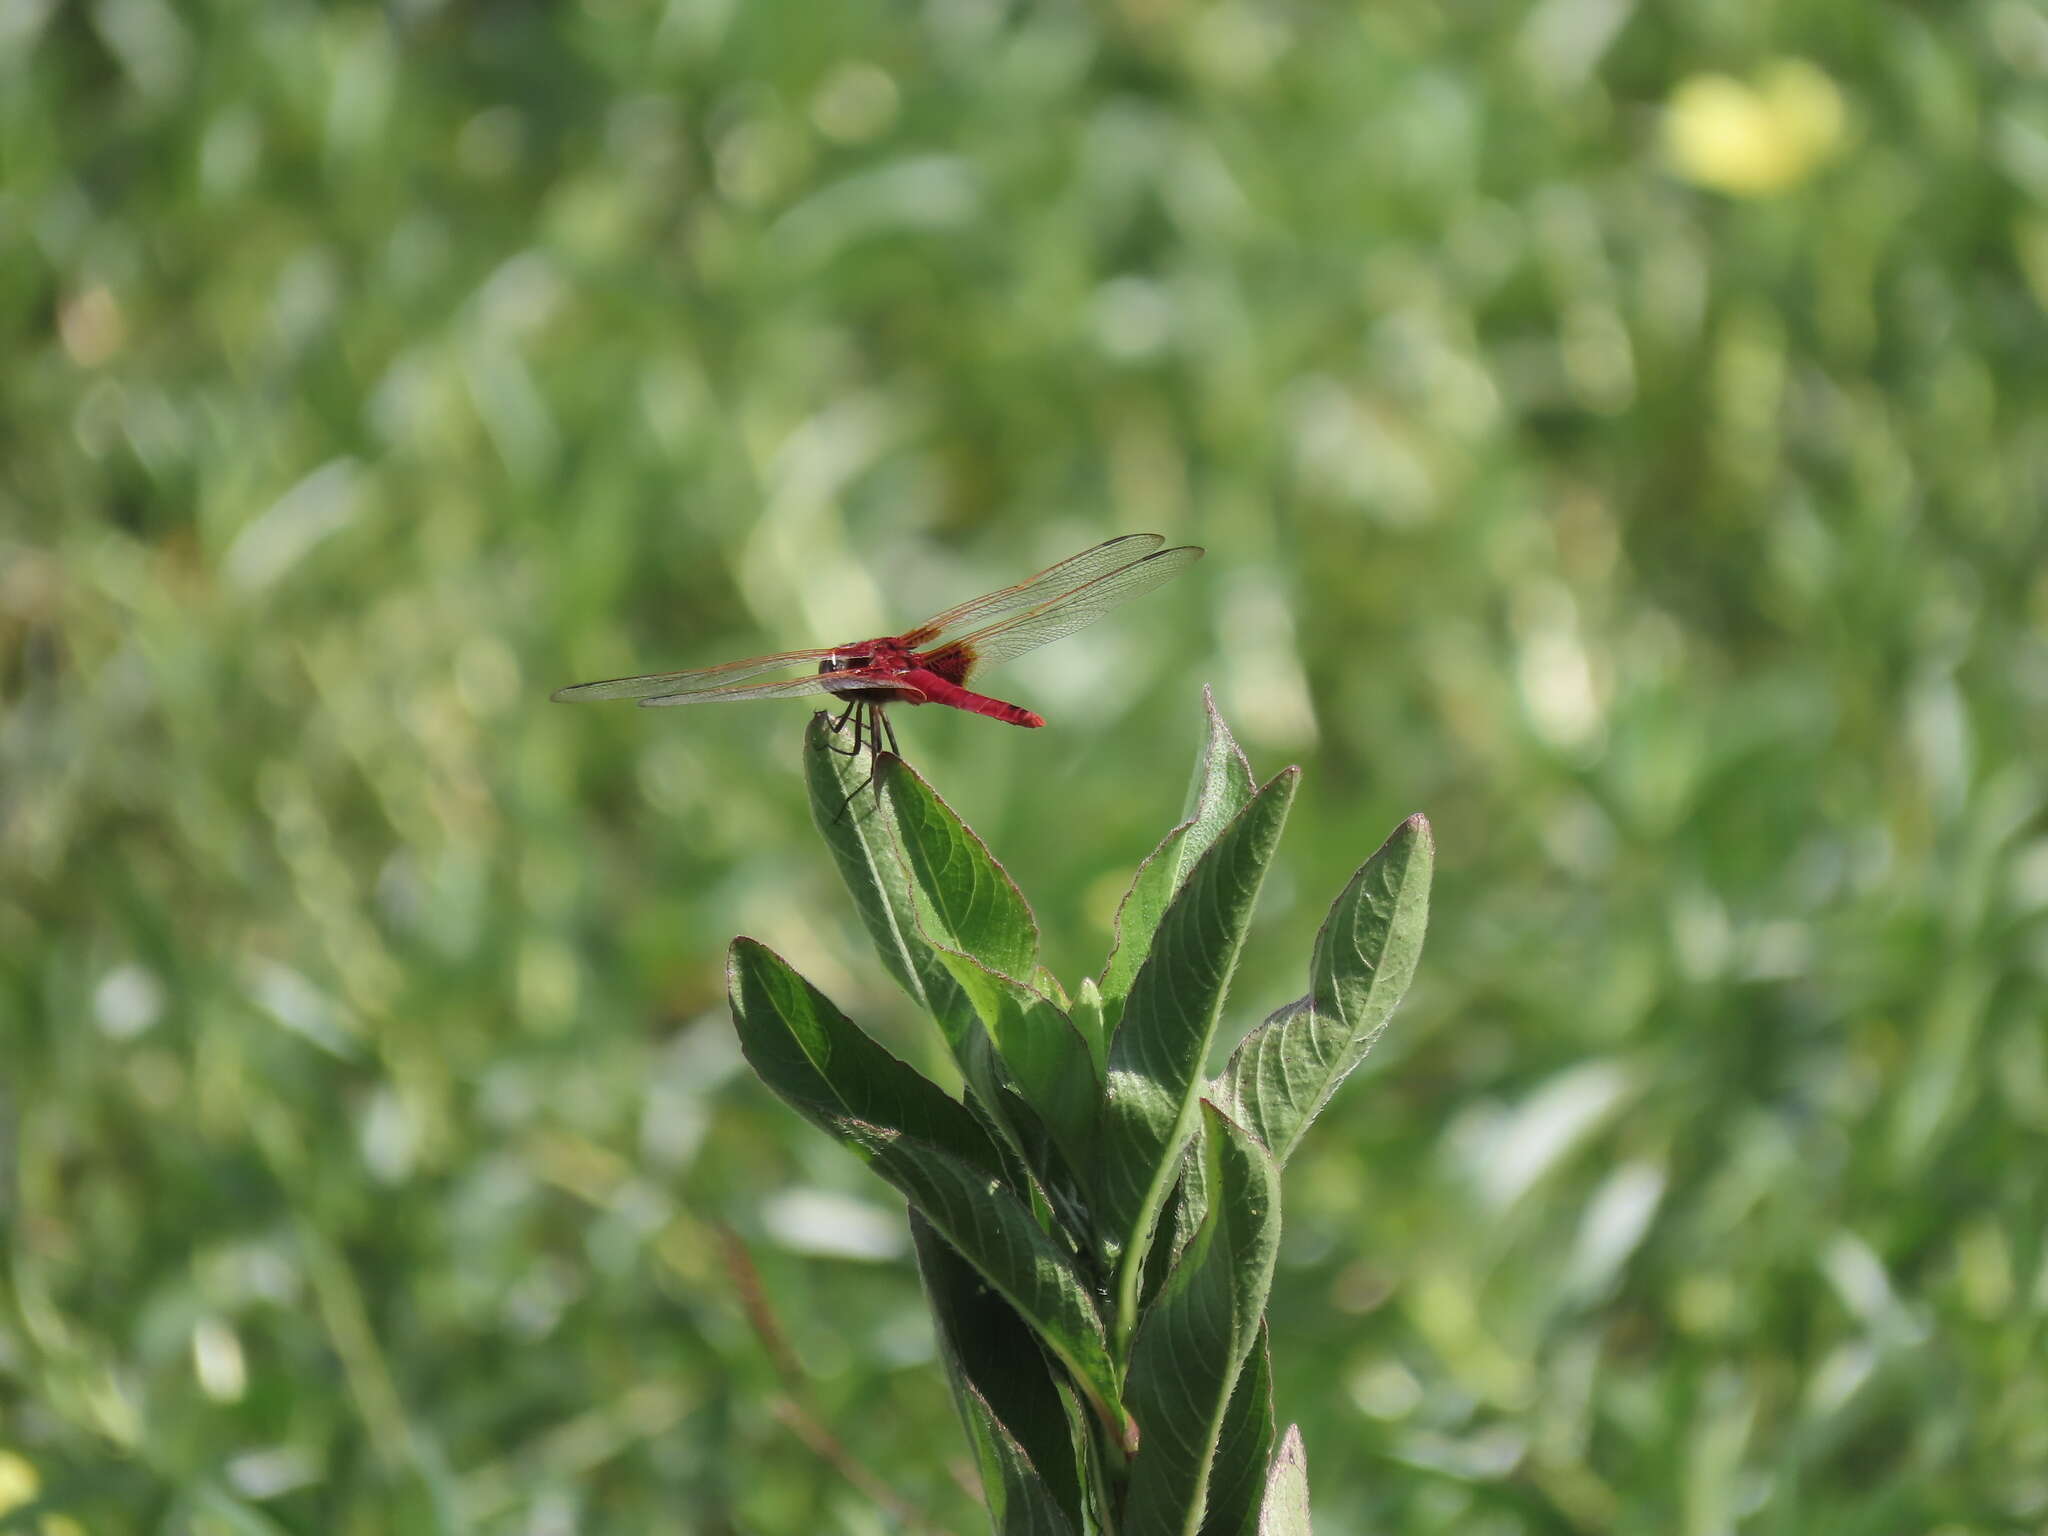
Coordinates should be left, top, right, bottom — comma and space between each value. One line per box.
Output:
817, 652, 883, 701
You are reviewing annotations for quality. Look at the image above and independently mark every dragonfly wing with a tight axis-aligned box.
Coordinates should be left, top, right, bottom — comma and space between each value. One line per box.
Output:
552, 646, 845, 702
638, 673, 909, 708
904, 534, 1167, 648
945, 544, 1203, 675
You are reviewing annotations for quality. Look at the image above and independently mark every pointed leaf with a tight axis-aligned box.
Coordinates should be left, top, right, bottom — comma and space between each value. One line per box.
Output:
803, 719, 1013, 1115
1179, 687, 1260, 862
1119, 1104, 1281, 1536
1097, 768, 1298, 1310
1099, 690, 1257, 1016
1200, 1326, 1275, 1536
728, 939, 1124, 1431
1220, 815, 1432, 1167
1136, 1166, 1192, 1317
847, 1124, 1129, 1439
728, 937, 1003, 1178
936, 950, 1102, 1178
1098, 826, 1193, 1021
912, 1211, 1084, 1536
805, 717, 970, 1028
1033, 965, 1072, 1012
879, 753, 1039, 982
945, 1378, 1084, 1536
1135, 1116, 1229, 1316
1069, 976, 1109, 1080
1256, 1426, 1311, 1536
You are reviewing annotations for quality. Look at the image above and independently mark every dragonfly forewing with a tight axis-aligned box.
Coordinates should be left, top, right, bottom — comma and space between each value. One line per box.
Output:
638, 673, 909, 708
550, 646, 847, 702
906, 533, 1167, 649
947, 544, 1204, 674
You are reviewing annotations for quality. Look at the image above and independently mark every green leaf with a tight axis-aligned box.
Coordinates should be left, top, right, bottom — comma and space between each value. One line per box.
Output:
1219, 814, 1433, 1167
1099, 690, 1258, 1019
803, 718, 1022, 1117
1255, 1425, 1312, 1536
912, 1211, 1085, 1536
727, 937, 1005, 1178
1136, 1165, 1193, 1317
805, 715, 972, 1028
1033, 965, 1072, 1011
1179, 687, 1261, 856
1200, 1325, 1275, 1536
935, 950, 1102, 1179
878, 752, 1039, 982
1118, 1103, 1281, 1536
728, 937, 1124, 1431
1096, 768, 1298, 1316
1136, 1115, 1227, 1316
847, 1123, 1128, 1440
1070, 975, 1109, 1080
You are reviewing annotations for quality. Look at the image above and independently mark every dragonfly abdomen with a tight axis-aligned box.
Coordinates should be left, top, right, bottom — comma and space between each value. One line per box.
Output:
896, 668, 1045, 728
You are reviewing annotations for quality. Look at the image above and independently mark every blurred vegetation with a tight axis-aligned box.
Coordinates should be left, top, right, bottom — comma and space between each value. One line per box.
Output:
5, 0, 2048, 1531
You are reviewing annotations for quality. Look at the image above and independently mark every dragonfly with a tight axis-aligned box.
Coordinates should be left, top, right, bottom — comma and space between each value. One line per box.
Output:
551, 533, 1203, 762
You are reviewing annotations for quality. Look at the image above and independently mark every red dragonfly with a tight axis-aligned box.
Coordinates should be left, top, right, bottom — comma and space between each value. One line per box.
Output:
552, 534, 1203, 759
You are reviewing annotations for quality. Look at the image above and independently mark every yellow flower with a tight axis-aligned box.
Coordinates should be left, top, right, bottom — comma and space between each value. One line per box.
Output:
1663, 59, 1847, 196
0, 1452, 83, 1536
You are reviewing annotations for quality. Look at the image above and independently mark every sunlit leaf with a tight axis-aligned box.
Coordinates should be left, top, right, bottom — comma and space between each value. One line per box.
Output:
1220, 814, 1432, 1167
1099, 689, 1258, 1021
1119, 1103, 1281, 1536
1256, 1425, 1312, 1536
878, 751, 1038, 983
847, 1123, 1128, 1439
727, 937, 1006, 1178
804, 716, 973, 1031
1034, 965, 1073, 1012
1070, 975, 1109, 1080
803, 719, 1024, 1116
730, 931, 1125, 1436
1096, 768, 1299, 1316
936, 949, 1101, 1179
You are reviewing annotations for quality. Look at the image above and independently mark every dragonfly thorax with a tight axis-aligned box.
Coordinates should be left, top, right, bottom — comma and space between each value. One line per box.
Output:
818, 641, 920, 676
817, 642, 923, 701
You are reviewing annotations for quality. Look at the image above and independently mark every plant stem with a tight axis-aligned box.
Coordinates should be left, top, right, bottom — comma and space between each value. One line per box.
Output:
1085, 1405, 1125, 1535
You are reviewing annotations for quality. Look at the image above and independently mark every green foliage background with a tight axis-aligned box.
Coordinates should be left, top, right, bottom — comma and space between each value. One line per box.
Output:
5, 0, 2047, 1530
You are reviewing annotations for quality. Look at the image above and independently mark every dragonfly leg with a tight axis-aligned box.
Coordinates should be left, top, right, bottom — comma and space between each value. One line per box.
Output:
830, 705, 890, 823
822, 697, 865, 756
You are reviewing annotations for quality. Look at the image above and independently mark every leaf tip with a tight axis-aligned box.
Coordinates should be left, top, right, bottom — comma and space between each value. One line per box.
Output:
1370, 813, 1434, 873
725, 935, 772, 1001
1257, 1424, 1312, 1536
1262, 764, 1304, 802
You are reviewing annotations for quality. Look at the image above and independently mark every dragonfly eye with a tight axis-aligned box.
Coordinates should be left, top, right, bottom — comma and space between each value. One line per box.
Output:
819, 654, 868, 676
